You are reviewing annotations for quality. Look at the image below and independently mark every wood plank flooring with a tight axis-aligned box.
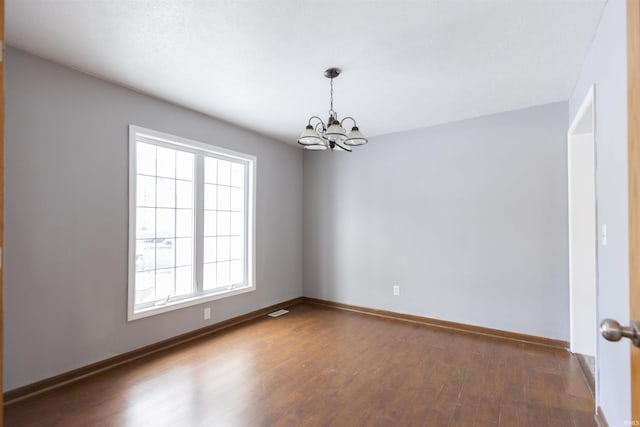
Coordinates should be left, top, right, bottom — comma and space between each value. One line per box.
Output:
5, 303, 595, 427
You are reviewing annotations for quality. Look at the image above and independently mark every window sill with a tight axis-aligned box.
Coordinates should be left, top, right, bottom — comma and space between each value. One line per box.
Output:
128, 285, 256, 321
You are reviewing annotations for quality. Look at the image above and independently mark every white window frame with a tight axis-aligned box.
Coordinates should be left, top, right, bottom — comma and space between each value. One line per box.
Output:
128, 125, 256, 320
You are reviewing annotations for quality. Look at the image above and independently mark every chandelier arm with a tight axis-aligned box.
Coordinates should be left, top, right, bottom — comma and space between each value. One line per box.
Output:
339, 117, 358, 128
308, 115, 326, 129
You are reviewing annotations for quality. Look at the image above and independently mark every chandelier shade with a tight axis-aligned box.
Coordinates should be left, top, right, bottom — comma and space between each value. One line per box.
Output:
325, 120, 347, 142
332, 141, 352, 152
298, 125, 324, 146
297, 68, 367, 152
304, 143, 328, 151
345, 126, 367, 146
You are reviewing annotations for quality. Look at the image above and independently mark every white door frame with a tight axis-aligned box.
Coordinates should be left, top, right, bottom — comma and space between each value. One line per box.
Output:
567, 84, 598, 398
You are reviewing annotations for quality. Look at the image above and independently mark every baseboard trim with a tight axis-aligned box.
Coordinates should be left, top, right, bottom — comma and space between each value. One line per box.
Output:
575, 353, 596, 399
302, 297, 569, 350
595, 406, 609, 427
4, 297, 304, 405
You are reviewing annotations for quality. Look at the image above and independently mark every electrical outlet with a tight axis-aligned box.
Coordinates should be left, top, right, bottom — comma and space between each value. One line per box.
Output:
204, 307, 211, 320
393, 285, 400, 296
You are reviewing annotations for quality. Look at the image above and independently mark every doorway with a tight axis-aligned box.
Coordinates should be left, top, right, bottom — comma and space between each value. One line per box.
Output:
567, 85, 598, 399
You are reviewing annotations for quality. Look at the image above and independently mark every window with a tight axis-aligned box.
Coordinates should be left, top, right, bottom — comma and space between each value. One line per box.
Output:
128, 126, 255, 320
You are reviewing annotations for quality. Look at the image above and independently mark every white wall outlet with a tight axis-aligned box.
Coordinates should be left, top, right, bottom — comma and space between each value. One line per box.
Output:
204, 307, 211, 320
393, 285, 400, 296
601, 223, 608, 246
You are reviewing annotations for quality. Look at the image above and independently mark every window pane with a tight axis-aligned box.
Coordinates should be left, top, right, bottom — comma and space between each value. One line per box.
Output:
230, 236, 241, 260
230, 187, 243, 212
204, 237, 217, 263
205, 157, 217, 184
136, 239, 155, 271
135, 271, 155, 304
156, 208, 175, 238
155, 238, 175, 270
136, 175, 156, 207
136, 207, 155, 239
203, 263, 216, 290
176, 151, 194, 181
175, 237, 192, 267
204, 211, 216, 237
230, 212, 242, 236
230, 260, 242, 284
217, 236, 230, 261
155, 268, 175, 300
175, 266, 192, 296
217, 261, 230, 287
157, 178, 175, 208
157, 146, 176, 178
218, 160, 231, 185
135, 249, 146, 272
137, 143, 156, 176
204, 184, 217, 210
176, 209, 192, 238
217, 211, 231, 236
218, 186, 230, 211
231, 163, 245, 188
176, 180, 193, 209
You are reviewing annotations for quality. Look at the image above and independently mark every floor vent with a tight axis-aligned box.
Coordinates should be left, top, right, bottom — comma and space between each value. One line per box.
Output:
268, 309, 289, 318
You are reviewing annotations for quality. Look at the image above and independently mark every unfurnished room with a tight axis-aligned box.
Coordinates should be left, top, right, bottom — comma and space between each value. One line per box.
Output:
1, 0, 639, 426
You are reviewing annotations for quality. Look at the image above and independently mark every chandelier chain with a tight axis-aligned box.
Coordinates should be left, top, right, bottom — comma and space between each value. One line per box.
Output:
329, 77, 335, 118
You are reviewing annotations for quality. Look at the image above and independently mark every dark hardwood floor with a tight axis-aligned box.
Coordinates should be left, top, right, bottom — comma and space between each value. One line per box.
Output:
5, 303, 595, 426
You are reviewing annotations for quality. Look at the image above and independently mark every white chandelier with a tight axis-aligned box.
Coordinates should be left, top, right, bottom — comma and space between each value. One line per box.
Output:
297, 68, 368, 152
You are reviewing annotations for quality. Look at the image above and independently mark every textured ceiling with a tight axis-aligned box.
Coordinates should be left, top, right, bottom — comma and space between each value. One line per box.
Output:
7, 0, 606, 145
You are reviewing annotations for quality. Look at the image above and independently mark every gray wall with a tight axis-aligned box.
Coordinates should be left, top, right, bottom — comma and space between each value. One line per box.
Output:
4, 48, 303, 391
304, 102, 569, 341
569, 0, 630, 424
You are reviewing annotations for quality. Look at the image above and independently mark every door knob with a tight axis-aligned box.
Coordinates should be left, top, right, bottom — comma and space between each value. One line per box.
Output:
600, 319, 640, 347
